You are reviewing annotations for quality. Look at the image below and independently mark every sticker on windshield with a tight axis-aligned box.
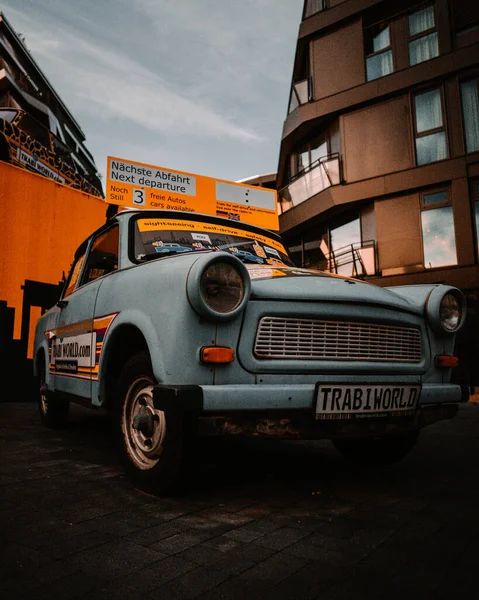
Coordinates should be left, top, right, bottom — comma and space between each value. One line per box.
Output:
264, 246, 280, 258
252, 242, 266, 258
192, 232, 212, 244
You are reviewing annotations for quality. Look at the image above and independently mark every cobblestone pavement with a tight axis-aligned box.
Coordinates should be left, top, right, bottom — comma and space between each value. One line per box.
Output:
1, 401, 478, 599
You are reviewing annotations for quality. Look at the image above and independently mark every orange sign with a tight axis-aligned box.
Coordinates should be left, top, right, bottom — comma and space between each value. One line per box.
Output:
106, 156, 279, 230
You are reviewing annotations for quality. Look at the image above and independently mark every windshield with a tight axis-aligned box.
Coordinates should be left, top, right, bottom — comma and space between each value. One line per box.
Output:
133, 216, 294, 266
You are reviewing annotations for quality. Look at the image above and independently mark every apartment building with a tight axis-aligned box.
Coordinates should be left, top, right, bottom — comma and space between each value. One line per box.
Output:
0, 11, 103, 196
276, 0, 479, 385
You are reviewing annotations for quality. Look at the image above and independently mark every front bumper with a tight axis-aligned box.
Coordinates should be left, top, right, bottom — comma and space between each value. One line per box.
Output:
152, 382, 462, 439
153, 382, 462, 413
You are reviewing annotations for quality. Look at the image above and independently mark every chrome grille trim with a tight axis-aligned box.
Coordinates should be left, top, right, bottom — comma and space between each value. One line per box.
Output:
254, 317, 422, 362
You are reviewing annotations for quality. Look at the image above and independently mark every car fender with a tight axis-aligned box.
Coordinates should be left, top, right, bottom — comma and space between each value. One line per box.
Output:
98, 307, 168, 385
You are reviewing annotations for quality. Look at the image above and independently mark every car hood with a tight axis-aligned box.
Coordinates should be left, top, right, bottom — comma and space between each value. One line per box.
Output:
245, 266, 423, 315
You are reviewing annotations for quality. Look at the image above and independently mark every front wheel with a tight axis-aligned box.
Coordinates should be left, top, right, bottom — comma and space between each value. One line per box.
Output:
332, 431, 419, 466
116, 352, 194, 496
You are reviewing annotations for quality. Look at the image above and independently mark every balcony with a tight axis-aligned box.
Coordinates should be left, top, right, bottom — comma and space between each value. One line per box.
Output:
318, 240, 377, 278
278, 153, 341, 213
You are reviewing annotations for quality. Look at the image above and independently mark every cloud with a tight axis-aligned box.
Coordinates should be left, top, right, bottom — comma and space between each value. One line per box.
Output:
1, 0, 304, 180
3, 5, 263, 142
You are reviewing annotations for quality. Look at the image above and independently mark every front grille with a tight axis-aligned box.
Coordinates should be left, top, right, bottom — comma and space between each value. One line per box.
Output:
254, 317, 422, 362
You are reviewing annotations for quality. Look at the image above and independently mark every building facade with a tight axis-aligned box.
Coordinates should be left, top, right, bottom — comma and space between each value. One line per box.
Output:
276, 0, 479, 386
0, 11, 103, 196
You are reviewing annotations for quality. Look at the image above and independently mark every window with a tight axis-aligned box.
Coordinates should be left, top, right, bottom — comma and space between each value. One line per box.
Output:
413, 88, 448, 165
288, 79, 311, 114
63, 252, 86, 297
420, 190, 457, 268
365, 23, 393, 81
79, 226, 119, 287
303, 0, 326, 20
472, 182, 479, 254
408, 5, 439, 66
461, 78, 479, 154
288, 47, 311, 114
294, 122, 340, 175
297, 136, 328, 173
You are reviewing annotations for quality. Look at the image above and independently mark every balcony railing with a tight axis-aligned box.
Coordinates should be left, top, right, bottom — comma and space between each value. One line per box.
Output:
318, 240, 377, 278
279, 153, 341, 213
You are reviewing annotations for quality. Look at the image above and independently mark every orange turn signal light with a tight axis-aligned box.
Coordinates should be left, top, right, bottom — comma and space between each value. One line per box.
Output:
200, 346, 235, 364
435, 355, 459, 368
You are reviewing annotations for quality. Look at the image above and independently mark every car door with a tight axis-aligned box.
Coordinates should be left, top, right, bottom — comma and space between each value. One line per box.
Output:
49, 225, 119, 401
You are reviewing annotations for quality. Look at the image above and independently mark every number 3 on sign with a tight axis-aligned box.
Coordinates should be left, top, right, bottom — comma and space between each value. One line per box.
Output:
133, 188, 146, 206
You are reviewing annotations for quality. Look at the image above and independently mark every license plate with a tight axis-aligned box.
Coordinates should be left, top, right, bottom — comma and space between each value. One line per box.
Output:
315, 384, 420, 420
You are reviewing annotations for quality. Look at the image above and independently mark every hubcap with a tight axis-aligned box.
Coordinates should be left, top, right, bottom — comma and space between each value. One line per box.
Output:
123, 378, 166, 470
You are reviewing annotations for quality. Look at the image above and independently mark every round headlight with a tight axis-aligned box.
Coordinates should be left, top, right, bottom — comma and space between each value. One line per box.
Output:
439, 292, 462, 332
200, 262, 244, 313
426, 286, 466, 335
187, 253, 250, 322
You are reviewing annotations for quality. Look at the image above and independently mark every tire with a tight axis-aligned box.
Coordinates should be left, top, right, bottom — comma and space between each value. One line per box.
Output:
38, 360, 69, 429
332, 431, 419, 466
116, 352, 195, 496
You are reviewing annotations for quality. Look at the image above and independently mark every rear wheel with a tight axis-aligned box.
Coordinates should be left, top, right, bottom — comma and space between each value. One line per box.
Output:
332, 431, 419, 466
38, 360, 69, 429
116, 352, 194, 496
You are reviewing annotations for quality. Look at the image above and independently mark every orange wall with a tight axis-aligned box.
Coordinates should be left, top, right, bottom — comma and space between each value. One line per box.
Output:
0, 162, 106, 340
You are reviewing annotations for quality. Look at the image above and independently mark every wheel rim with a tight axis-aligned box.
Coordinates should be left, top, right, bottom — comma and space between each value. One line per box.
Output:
122, 376, 166, 470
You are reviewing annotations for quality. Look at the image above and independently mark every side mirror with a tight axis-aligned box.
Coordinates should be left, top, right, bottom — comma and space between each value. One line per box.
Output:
56, 300, 68, 309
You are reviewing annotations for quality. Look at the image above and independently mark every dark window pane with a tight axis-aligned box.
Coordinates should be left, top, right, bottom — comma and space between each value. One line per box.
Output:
415, 89, 443, 132
288, 88, 299, 114
304, 0, 325, 19
409, 6, 435, 36
475, 202, 479, 252
424, 191, 448, 205
409, 32, 439, 65
421, 206, 457, 268
330, 219, 361, 276
365, 24, 390, 55
366, 50, 393, 81
416, 132, 447, 165
461, 79, 479, 154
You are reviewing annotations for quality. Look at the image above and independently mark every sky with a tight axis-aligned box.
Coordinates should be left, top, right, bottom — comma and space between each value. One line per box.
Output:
1, 0, 304, 187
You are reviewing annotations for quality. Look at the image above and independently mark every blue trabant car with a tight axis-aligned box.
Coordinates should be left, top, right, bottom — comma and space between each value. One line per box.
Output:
33, 209, 466, 495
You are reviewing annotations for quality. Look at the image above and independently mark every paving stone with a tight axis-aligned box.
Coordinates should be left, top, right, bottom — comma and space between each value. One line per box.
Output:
177, 538, 275, 576
195, 507, 255, 526
253, 525, 310, 550
145, 566, 229, 600
67, 540, 167, 579
38, 529, 117, 563
1, 402, 479, 599
81, 555, 198, 599
124, 519, 192, 546
151, 530, 218, 554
